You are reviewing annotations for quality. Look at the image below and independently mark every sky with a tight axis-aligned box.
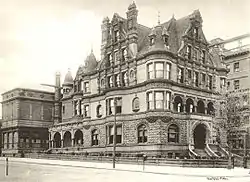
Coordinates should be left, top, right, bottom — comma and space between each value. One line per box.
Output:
0, 0, 249, 118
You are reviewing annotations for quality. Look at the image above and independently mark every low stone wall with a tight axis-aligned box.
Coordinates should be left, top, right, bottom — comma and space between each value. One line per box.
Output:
23, 153, 229, 168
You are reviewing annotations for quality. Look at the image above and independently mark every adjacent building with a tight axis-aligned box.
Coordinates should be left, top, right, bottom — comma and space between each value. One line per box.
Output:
211, 34, 250, 156
1, 88, 54, 156
48, 3, 228, 158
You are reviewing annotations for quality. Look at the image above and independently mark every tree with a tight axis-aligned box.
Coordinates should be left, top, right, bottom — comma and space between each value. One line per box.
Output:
216, 93, 245, 169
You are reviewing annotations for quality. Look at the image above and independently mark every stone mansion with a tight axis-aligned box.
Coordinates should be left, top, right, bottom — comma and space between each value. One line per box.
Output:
1, 2, 228, 158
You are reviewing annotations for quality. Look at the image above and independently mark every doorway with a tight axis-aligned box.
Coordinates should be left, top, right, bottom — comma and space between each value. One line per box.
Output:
194, 124, 206, 149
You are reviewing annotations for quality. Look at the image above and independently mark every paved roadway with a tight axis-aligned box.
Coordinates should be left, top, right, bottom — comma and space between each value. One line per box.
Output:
0, 158, 250, 182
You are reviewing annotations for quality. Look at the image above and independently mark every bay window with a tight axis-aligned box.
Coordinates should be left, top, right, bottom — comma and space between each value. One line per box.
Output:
155, 91, 164, 109
155, 62, 164, 78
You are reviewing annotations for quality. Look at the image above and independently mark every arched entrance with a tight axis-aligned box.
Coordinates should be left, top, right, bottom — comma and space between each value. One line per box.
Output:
54, 132, 61, 148
194, 124, 206, 149
74, 129, 83, 146
63, 131, 72, 147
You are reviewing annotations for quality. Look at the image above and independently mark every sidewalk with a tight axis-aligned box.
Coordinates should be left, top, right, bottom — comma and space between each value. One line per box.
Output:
0, 157, 249, 178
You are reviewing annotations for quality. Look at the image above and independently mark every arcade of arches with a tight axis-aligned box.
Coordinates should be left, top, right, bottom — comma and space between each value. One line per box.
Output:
52, 129, 84, 148
173, 96, 214, 115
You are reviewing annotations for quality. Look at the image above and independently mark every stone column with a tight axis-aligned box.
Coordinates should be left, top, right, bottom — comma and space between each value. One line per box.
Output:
71, 138, 74, 147
61, 140, 64, 148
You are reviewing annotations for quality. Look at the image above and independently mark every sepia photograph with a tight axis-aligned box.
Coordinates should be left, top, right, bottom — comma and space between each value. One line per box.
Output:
0, 0, 249, 181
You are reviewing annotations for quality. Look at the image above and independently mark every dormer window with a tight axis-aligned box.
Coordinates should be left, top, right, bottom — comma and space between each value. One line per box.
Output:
194, 27, 198, 39
187, 45, 192, 59
163, 36, 169, 45
114, 30, 119, 42
150, 37, 155, 46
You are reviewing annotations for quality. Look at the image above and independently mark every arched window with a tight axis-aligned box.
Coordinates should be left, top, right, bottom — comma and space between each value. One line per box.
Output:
197, 100, 205, 114
138, 124, 148, 143
174, 96, 183, 112
63, 131, 72, 147
130, 69, 135, 81
54, 132, 61, 148
207, 102, 214, 115
74, 129, 83, 146
132, 97, 140, 112
168, 124, 179, 143
186, 98, 194, 113
91, 129, 99, 146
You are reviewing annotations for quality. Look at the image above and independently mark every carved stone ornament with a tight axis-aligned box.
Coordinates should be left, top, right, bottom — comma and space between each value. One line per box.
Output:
83, 125, 90, 130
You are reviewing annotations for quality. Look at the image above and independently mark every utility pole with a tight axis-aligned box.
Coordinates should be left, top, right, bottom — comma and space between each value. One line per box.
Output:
112, 97, 117, 169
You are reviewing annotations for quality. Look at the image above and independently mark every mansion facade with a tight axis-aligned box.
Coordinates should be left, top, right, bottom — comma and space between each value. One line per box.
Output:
48, 3, 228, 158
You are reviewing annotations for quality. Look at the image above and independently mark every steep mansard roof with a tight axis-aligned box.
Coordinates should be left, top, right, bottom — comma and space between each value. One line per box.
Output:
75, 8, 225, 80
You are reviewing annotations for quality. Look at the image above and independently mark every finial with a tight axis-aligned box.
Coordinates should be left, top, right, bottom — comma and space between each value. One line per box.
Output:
91, 44, 93, 53
158, 11, 161, 25
172, 14, 175, 19
68, 68, 71, 72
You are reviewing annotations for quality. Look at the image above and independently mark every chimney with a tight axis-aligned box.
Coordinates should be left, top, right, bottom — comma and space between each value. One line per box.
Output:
54, 72, 61, 124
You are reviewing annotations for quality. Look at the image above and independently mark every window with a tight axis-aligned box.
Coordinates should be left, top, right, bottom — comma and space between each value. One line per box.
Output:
116, 97, 122, 114
147, 63, 154, 79
193, 49, 198, 61
208, 75, 212, 90
234, 62, 239, 72
234, 80, 240, 90
121, 48, 126, 61
194, 71, 199, 87
122, 71, 128, 86
100, 78, 105, 88
168, 124, 179, 143
62, 105, 65, 114
155, 91, 164, 109
155, 62, 164, 78
220, 78, 226, 88
91, 129, 99, 146
107, 97, 122, 115
108, 125, 122, 144
107, 98, 115, 115
194, 27, 198, 39
114, 51, 119, 64
163, 36, 169, 45
115, 74, 120, 87
150, 37, 154, 45
74, 100, 79, 115
201, 73, 206, 86
147, 92, 154, 110
84, 82, 89, 93
96, 105, 103, 118
201, 50, 205, 64
177, 67, 184, 83
107, 53, 112, 66
83, 105, 89, 117
108, 76, 113, 88
132, 97, 140, 112
80, 100, 84, 115
166, 92, 171, 110
166, 63, 171, 79
187, 45, 192, 59
130, 70, 135, 81
138, 125, 148, 143
114, 30, 119, 42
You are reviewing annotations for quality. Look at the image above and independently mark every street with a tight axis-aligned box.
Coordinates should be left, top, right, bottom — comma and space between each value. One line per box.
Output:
0, 158, 250, 182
